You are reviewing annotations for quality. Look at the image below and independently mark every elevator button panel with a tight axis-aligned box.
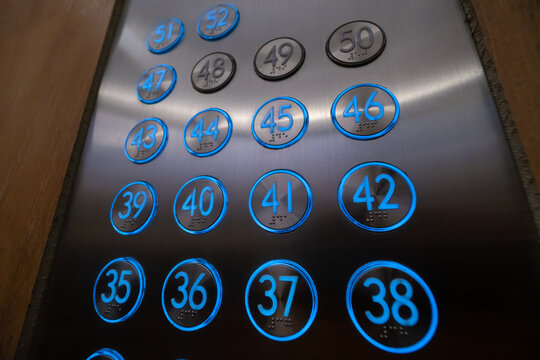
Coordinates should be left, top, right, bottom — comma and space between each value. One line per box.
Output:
136, 64, 176, 104
326, 20, 387, 67
197, 3, 240, 40
146, 18, 185, 54
254, 37, 305, 81
124, 118, 168, 164
26, 0, 539, 359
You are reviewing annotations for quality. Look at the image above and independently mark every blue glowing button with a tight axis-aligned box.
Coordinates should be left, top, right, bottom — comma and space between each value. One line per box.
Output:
93, 258, 146, 324
347, 261, 438, 353
249, 170, 312, 233
326, 21, 386, 67
146, 18, 184, 54
162, 258, 223, 331
191, 52, 236, 93
173, 176, 227, 234
245, 259, 318, 341
136, 64, 176, 104
183, 108, 232, 156
197, 4, 239, 40
331, 84, 399, 140
254, 37, 305, 81
110, 181, 157, 235
124, 118, 168, 164
251, 97, 308, 149
87, 348, 124, 360
339, 162, 415, 232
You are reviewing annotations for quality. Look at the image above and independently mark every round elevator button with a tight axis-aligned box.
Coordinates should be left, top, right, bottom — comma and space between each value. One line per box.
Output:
87, 348, 124, 360
197, 3, 240, 40
183, 108, 232, 157
174, 176, 227, 234
191, 52, 236, 93
249, 170, 312, 233
110, 181, 158, 235
338, 162, 415, 232
93, 258, 145, 323
124, 118, 168, 164
245, 259, 318, 341
254, 37, 305, 81
162, 258, 223, 331
331, 83, 399, 140
136, 64, 176, 104
347, 261, 438, 353
251, 97, 308, 149
146, 18, 184, 54
326, 20, 386, 67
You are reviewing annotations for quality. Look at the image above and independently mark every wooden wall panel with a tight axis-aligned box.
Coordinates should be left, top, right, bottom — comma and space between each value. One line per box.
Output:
0, 1, 537, 359
0, 1, 115, 359
471, 0, 540, 186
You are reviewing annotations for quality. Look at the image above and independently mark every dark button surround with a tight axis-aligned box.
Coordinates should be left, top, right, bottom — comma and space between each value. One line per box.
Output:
191, 52, 236, 93
254, 37, 305, 81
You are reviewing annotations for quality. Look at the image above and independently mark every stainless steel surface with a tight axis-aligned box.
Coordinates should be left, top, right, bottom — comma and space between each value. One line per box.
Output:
29, 0, 538, 359
326, 20, 386, 67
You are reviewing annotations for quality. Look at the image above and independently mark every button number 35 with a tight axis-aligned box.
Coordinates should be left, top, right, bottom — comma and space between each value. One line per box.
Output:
101, 269, 132, 304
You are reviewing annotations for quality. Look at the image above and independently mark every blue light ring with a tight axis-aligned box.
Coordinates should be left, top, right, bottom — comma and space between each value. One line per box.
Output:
338, 161, 416, 232
146, 18, 185, 54
331, 83, 400, 140
248, 169, 313, 233
136, 64, 177, 104
92, 257, 146, 324
244, 259, 318, 341
183, 108, 233, 157
251, 96, 309, 149
87, 348, 125, 360
173, 175, 228, 234
197, 4, 240, 41
124, 118, 169, 164
161, 258, 223, 331
346, 260, 438, 353
110, 181, 158, 235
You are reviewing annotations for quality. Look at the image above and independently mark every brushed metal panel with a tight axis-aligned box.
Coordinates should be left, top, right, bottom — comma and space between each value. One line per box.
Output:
29, 0, 539, 359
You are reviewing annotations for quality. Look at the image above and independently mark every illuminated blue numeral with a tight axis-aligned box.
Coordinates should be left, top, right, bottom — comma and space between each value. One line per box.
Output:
257, 274, 298, 317
191, 118, 205, 142
191, 117, 220, 142
353, 176, 375, 211
131, 128, 144, 150
217, 7, 228, 26
141, 69, 167, 92
182, 187, 215, 217
261, 107, 276, 133
131, 125, 157, 150
343, 92, 384, 122
390, 278, 418, 326
353, 175, 398, 211
204, 117, 220, 140
278, 104, 293, 131
261, 181, 293, 215
171, 271, 189, 309
363, 277, 390, 324
182, 188, 197, 216
343, 95, 362, 123
118, 191, 147, 219
261, 105, 294, 134
171, 271, 207, 310
154, 23, 173, 43
376, 174, 399, 210
262, 182, 279, 214
364, 277, 418, 327
101, 269, 132, 304
199, 186, 214, 216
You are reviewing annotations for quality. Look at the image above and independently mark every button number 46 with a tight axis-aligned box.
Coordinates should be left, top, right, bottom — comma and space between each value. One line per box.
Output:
343, 91, 384, 122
